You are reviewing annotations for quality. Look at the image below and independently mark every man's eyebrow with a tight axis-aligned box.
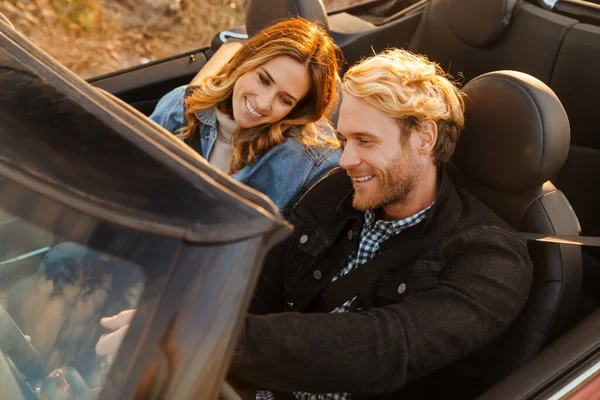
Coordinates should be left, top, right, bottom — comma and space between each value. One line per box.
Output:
355, 131, 377, 137
337, 130, 377, 138
260, 67, 299, 103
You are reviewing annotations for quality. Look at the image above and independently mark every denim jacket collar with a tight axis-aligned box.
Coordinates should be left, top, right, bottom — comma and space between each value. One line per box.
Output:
195, 108, 217, 129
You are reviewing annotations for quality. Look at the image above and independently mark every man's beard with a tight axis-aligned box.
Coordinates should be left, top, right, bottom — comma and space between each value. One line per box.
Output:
351, 152, 418, 212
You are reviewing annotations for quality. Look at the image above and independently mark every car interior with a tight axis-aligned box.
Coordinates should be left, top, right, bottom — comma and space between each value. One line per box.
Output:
86, 0, 600, 396
3, 0, 600, 397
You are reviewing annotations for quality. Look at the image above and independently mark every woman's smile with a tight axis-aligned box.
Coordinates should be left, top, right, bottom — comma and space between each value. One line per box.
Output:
244, 97, 265, 119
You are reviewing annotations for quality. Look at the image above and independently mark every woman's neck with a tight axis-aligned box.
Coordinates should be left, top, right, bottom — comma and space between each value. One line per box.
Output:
215, 108, 239, 140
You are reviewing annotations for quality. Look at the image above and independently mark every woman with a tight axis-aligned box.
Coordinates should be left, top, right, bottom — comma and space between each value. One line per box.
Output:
150, 17, 342, 214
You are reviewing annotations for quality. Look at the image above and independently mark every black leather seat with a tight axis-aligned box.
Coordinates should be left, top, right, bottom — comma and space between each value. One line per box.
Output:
211, 0, 329, 51
408, 0, 577, 84
549, 23, 600, 258
448, 70, 583, 390
408, 0, 600, 265
245, 0, 328, 36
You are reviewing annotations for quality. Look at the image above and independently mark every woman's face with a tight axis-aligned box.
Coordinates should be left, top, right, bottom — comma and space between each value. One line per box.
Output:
232, 55, 311, 128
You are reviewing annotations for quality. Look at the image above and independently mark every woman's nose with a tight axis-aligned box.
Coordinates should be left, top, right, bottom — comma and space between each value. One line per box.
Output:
255, 91, 274, 112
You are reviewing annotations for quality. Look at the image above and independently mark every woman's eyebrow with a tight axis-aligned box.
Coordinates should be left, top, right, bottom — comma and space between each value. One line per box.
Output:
260, 67, 299, 103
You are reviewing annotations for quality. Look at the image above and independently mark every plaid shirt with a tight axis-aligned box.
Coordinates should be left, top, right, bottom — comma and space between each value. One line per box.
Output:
257, 205, 433, 400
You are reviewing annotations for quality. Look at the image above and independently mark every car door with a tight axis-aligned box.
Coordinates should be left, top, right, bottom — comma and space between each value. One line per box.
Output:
479, 308, 600, 400
88, 48, 210, 117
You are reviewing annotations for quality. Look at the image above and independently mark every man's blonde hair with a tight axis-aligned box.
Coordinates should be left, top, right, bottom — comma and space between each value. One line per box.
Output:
342, 48, 465, 165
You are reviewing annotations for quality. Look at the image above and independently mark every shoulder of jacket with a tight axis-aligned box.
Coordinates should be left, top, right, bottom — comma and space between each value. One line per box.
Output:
292, 168, 352, 216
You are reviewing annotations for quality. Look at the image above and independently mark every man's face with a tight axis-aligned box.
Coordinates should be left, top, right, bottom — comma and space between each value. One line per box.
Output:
337, 95, 421, 211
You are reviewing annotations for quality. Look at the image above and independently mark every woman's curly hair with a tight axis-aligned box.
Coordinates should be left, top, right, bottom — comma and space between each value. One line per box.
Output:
182, 18, 342, 173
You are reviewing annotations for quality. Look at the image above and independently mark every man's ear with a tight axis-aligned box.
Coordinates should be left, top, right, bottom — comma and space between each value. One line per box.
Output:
416, 120, 438, 155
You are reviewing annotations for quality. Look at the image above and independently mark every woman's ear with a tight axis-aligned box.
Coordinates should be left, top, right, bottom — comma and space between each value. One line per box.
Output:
416, 120, 438, 155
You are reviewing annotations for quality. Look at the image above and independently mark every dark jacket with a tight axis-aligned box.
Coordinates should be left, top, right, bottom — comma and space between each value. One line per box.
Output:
230, 167, 533, 399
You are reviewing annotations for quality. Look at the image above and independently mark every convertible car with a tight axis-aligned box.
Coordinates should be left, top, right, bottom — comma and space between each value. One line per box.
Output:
1, 0, 600, 398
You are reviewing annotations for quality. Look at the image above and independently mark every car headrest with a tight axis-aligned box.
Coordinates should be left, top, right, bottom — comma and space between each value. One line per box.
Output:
245, 0, 329, 37
452, 71, 570, 192
446, 0, 517, 48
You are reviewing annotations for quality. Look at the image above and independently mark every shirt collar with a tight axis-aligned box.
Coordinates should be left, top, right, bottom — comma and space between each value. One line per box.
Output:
364, 202, 434, 235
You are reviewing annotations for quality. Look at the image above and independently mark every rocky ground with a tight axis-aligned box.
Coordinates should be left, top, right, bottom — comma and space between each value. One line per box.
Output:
1, 0, 366, 78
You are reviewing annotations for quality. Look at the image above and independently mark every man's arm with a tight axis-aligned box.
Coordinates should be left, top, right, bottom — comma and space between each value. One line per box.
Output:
189, 41, 242, 86
246, 238, 290, 315
229, 226, 533, 394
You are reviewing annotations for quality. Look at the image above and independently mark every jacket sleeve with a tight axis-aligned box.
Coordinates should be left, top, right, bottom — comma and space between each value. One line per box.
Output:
148, 86, 187, 134
297, 120, 342, 197
241, 139, 340, 217
246, 238, 291, 315
229, 226, 533, 395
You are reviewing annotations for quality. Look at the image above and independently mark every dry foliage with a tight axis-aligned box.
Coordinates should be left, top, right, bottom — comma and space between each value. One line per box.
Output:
1, 0, 366, 78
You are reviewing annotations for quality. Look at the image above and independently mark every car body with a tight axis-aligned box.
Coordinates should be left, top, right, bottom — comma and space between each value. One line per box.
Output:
1, 0, 600, 398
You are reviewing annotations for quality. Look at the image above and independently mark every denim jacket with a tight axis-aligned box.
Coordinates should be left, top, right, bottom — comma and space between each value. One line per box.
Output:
229, 167, 533, 399
149, 86, 341, 215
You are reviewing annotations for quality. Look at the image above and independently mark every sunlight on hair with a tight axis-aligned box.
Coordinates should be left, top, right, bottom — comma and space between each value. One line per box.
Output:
343, 48, 466, 165
181, 18, 342, 174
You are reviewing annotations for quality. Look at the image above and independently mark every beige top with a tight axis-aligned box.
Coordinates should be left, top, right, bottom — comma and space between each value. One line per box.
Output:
208, 108, 239, 173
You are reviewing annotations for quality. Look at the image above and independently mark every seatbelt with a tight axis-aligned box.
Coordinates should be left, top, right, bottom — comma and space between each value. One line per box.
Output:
307, 236, 445, 313
308, 232, 599, 314
518, 232, 600, 247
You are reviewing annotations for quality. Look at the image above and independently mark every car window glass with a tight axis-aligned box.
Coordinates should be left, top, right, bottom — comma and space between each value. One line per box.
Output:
0, 206, 145, 399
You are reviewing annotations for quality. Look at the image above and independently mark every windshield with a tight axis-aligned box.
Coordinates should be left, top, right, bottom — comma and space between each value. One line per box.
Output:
0, 205, 145, 400
0, 24, 291, 399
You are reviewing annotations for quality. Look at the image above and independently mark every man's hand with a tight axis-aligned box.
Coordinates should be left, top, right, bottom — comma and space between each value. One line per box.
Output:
96, 309, 136, 364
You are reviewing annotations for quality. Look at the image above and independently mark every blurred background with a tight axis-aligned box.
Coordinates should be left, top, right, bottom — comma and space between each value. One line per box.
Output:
0, 0, 365, 78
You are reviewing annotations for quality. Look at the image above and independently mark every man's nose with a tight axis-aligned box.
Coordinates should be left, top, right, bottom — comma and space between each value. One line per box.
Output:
339, 144, 361, 170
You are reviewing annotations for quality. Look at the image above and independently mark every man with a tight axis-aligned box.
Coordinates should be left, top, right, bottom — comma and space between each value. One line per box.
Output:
98, 49, 533, 398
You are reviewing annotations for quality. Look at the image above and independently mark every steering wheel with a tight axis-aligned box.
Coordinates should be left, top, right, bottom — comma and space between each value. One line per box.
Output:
0, 302, 101, 400
0, 303, 45, 398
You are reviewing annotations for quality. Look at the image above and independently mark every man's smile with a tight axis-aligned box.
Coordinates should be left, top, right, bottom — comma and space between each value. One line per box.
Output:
352, 175, 374, 184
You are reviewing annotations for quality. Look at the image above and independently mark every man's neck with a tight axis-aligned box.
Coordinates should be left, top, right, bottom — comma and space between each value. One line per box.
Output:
380, 167, 439, 221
